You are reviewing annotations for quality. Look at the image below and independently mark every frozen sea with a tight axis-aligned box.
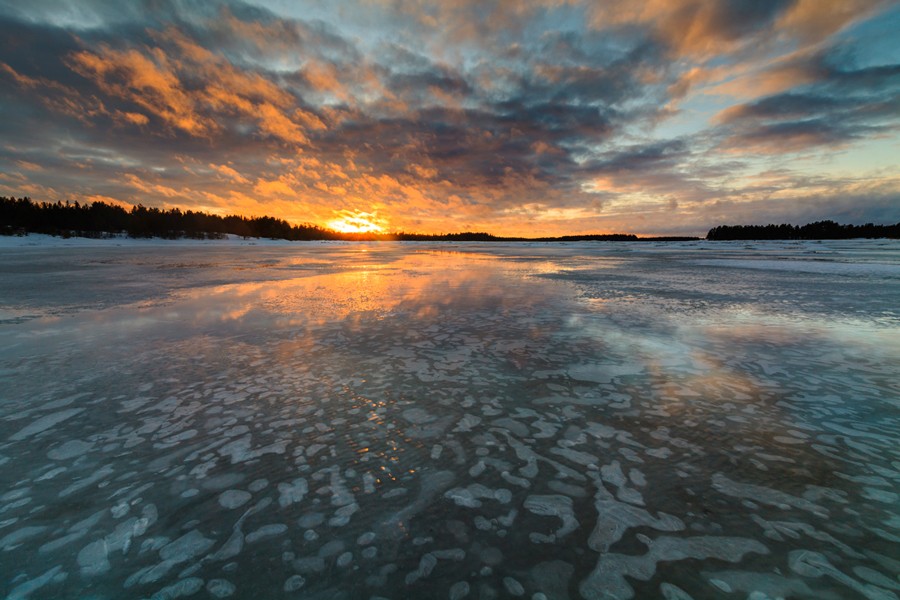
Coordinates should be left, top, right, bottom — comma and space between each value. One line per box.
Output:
1, 237, 898, 600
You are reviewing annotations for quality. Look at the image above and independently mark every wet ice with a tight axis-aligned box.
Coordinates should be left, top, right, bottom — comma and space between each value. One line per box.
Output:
1, 239, 899, 599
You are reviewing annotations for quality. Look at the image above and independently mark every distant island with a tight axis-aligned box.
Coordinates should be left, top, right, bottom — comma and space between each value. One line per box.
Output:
707, 221, 900, 240
3, 196, 897, 242
0, 196, 695, 242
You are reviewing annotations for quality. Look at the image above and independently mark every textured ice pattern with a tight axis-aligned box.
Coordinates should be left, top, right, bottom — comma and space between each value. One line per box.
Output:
1, 240, 899, 599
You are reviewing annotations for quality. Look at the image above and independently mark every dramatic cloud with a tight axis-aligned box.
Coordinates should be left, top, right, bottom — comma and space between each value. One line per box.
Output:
714, 46, 900, 152
0, 0, 898, 235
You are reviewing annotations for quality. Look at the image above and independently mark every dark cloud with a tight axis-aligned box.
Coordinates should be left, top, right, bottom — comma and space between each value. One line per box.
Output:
387, 68, 472, 104
582, 140, 689, 174
0, 16, 89, 85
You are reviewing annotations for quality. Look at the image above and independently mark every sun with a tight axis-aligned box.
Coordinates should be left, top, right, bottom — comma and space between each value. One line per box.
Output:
326, 210, 387, 234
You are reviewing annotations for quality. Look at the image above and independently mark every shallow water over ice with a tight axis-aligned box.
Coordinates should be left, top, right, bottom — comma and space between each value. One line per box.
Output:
1, 239, 899, 599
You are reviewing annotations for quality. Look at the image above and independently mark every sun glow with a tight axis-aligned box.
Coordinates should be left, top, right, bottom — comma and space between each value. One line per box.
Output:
326, 210, 387, 233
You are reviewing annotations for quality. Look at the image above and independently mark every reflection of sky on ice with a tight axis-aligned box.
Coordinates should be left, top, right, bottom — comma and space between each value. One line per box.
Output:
0, 240, 898, 599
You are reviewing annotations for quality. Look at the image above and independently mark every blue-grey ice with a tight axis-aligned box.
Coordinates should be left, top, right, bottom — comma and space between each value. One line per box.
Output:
1, 239, 898, 599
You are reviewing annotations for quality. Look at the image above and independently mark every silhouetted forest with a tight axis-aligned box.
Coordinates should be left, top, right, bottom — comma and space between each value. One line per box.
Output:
0, 196, 659, 242
707, 221, 900, 240
0, 196, 342, 240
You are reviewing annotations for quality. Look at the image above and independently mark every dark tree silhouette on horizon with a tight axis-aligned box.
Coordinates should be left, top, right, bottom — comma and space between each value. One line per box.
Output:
706, 220, 900, 240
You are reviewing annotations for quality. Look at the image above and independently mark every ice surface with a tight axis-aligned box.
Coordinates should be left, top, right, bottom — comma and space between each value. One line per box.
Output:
205, 578, 235, 598
218, 490, 251, 509
1, 239, 899, 598
11, 409, 84, 441
523, 495, 579, 543
580, 535, 769, 599
283, 574, 305, 592
5, 565, 66, 600
277, 478, 308, 507
503, 576, 525, 596
449, 580, 470, 599
160, 530, 214, 563
0, 526, 48, 551
148, 576, 203, 599
245, 523, 287, 543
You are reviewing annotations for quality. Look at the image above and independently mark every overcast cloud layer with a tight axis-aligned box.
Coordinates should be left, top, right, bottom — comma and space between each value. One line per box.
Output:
1, 0, 899, 235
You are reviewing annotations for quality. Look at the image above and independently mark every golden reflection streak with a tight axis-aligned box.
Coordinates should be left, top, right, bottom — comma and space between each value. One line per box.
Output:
159, 251, 522, 335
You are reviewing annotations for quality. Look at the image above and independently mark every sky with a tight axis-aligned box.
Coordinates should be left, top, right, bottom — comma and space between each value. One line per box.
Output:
1, 0, 899, 236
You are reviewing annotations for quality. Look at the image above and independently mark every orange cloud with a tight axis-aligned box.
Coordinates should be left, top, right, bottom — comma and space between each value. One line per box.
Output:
123, 173, 182, 198
254, 175, 299, 198
1, 62, 40, 88
116, 111, 150, 126
68, 46, 212, 135
14, 160, 43, 172
303, 60, 350, 100
256, 103, 308, 144
706, 50, 823, 101
209, 163, 250, 184
408, 163, 438, 179
66, 27, 327, 146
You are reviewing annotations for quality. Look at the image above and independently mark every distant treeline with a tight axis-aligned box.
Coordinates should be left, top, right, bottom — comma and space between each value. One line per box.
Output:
0, 196, 684, 242
707, 220, 900, 240
0, 196, 349, 240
